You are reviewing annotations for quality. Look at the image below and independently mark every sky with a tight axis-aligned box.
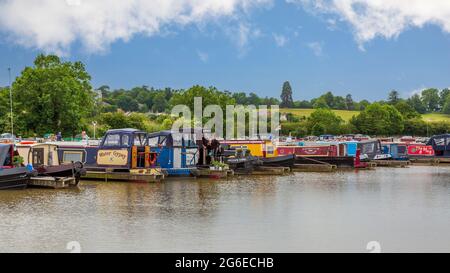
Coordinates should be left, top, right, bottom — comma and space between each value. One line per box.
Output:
0, 0, 450, 102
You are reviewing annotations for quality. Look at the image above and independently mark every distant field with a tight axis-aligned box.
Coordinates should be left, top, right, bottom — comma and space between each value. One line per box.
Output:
280, 108, 360, 122
421, 113, 450, 122
281, 108, 450, 123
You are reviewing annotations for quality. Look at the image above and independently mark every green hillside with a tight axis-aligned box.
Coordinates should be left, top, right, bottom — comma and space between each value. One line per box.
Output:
281, 108, 450, 123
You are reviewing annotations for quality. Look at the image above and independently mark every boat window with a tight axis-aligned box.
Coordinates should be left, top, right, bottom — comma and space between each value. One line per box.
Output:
173, 133, 183, 146
148, 137, 159, 146
103, 134, 121, 146
121, 135, 130, 146
434, 137, 445, 146
362, 143, 375, 154
159, 136, 167, 146
133, 134, 145, 147
398, 145, 407, 154
63, 151, 83, 163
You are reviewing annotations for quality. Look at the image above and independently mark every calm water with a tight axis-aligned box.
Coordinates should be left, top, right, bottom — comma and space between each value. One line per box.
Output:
1, 166, 450, 253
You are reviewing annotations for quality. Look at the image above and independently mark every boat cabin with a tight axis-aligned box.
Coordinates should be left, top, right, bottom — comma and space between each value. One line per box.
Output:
426, 134, 450, 157
16, 143, 60, 167
57, 129, 158, 171
381, 143, 409, 160
358, 140, 391, 160
147, 129, 209, 176
221, 140, 277, 158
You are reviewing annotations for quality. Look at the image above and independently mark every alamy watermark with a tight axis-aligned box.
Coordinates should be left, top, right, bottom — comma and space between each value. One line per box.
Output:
170, 97, 281, 140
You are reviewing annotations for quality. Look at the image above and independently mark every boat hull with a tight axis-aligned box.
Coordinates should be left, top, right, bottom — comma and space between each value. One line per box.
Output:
0, 168, 30, 190
35, 163, 85, 184
260, 154, 296, 168
295, 156, 355, 168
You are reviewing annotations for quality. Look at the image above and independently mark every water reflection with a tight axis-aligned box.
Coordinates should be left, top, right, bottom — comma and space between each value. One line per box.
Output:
0, 166, 449, 252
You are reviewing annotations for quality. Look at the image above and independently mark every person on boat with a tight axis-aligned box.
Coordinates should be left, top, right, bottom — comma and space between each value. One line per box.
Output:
56, 132, 62, 142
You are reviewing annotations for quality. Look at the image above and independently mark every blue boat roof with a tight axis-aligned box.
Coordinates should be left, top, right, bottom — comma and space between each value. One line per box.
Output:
106, 128, 146, 134
147, 131, 173, 138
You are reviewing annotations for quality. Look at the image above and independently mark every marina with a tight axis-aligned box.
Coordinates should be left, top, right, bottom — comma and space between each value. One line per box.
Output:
1, 130, 450, 190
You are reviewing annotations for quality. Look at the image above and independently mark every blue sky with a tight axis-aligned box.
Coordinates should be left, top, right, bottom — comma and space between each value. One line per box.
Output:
1, 0, 450, 102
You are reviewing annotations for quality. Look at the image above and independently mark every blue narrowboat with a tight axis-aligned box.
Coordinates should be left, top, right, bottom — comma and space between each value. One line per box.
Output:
56, 129, 164, 182
147, 130, 201, 177
381, 143, 409, 161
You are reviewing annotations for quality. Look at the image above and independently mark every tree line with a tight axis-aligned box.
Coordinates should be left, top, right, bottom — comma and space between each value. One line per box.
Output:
0, 55, 449, 138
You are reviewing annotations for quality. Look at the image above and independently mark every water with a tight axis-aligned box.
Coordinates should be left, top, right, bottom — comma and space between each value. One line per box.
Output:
1, 166, 450, 253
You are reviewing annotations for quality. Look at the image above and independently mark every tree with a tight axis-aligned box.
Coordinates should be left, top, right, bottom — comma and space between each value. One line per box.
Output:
350, 103, 404, 135
307, 108, 344, 135
440, 88, 450, 111
97, 85, 110, 100
334, 96, 347, 110
312, 97, 330, 109
407, 94, 426, 114
443, 95, 450, 115
152, 92, 168, 113
12, 54, 94, 136
357, 100, 370, 111
280, 81, 294, 108
345, 94, 355, 110
169, 85, 235, 113
388, 90, 400, 105
116, 95, 139, 112
394, 101, 421, 119
421, 88, 440, 112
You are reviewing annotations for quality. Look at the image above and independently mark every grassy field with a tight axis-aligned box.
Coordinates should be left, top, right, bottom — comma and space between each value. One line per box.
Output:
281, 108, 450, 123
421, 113, 450, 122
280, 109, 360, 122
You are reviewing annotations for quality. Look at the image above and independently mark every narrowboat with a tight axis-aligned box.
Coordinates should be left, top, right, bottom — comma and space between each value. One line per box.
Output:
16, 143, 85, 184
56, 129, 164, 182
147, 130, 204, 177
407, 143, 435, 157
426, 134, 450, 157
358, 140, 392, 161
221, 140, 295, 168
224, 148, 262, 175
381, 142, 409, 161
0, 144, 33, 190
278, 143, 355, 167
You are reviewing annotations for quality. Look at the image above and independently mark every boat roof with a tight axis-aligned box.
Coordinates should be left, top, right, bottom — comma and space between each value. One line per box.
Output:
358, 139, 380, 144
147, 131, 173, 138
106, 128, 146, 134
147, 128, 211, 138
429, 134, 450, 139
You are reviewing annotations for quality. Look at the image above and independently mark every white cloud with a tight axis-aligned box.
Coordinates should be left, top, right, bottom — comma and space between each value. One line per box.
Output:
0, 0, 272, 54
289, 0, 450, 49
307, 41, 323, 56
225, 22, 263, 56
197, 50, 209, 63
273, 33, 288, 47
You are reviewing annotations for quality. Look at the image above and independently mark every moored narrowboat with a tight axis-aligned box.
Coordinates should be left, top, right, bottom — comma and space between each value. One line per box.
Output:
16, 143, 85, 184
426, 134, 450, 157
358, 139, 392, 161
221, 140, 295, 168
147, 130, 202, 177
56, 129, 164, 182
0, 144, 33, 190
381, 142, 409, 161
